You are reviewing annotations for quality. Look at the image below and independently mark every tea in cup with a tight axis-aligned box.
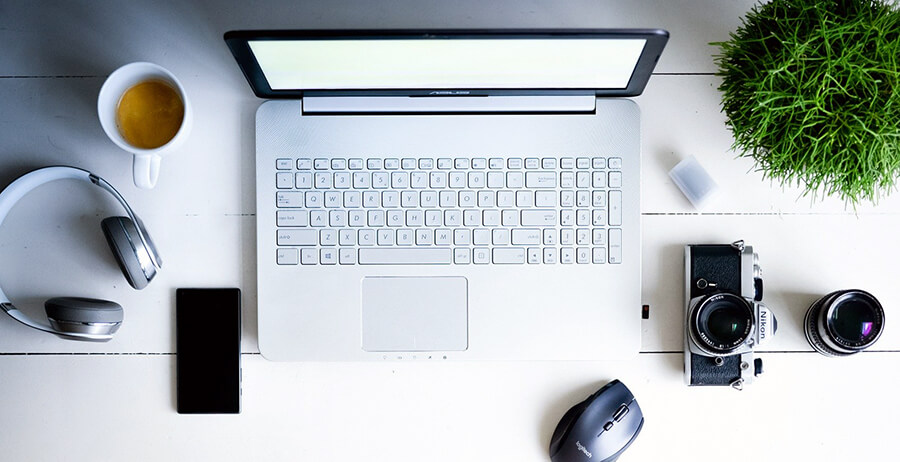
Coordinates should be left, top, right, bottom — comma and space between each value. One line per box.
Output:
98, 62, 192, 189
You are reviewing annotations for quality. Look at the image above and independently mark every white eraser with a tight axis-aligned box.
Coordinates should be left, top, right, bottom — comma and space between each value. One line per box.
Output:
668, 156, 718, 209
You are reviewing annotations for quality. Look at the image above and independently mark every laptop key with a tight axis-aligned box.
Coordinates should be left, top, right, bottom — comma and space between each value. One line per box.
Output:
396, 229, 414, 245
295, 172, 312, 189
277, 229, 317, 246
609, 228, 623, 264
493, 248, 526, 264
358, 248, 452, 264
334, 172, 351, 189
339, 248, 357, 264
535, 191, 555, 207
525, 172, 556, 188
301, 248, 317, 265
314, 172, 332, 188
454, 248, 471, 264
608, 157, 623, 169
609, 190, 623, 226
576, 247, 590, 264
276, 248, 299, 265
277, 210, 308, 227
543, 247, 557, 264
320, 229, 337, 246
511, 229, 541, 245
410, 172, 428, 188
473, 248, 490, 264
520, 209, 555, 226
320, 249, 337, 265
276, 191, 304, 207
561, 248, 574, 264
608, 171, 623, 188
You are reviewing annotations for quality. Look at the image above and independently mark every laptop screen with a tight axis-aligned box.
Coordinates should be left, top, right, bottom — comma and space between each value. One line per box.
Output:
248, 39, 645, 90
225, 30, 669, 97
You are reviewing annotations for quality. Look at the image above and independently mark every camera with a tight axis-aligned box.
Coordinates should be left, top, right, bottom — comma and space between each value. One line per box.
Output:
684, 240, 776, 390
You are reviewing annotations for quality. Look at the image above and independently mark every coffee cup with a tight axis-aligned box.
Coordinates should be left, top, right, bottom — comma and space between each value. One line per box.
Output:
98, 62, 192, 189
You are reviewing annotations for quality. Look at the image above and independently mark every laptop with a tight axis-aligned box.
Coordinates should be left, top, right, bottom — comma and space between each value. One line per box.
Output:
225, 29, 668, 361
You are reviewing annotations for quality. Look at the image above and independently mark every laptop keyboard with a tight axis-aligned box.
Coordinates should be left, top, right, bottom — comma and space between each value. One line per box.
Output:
274, 156, 623, 265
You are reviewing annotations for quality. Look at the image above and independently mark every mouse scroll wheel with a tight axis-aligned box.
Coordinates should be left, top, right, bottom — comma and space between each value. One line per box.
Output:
613, 404, 630, 422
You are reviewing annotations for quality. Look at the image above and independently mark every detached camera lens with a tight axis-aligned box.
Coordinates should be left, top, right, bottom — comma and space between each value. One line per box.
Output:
805, 290, 885, 356
691, 293, 754, 354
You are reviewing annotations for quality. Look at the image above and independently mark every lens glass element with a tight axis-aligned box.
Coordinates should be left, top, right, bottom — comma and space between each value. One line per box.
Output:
694, 293, 753, 352
705, 303, 750, 345
831, 298, 877, 343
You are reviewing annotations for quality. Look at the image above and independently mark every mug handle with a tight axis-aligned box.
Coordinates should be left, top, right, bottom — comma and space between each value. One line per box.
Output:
133, 154, 161, 189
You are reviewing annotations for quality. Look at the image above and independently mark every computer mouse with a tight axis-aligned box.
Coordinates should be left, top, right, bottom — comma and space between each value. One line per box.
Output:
549, 380, 644, 462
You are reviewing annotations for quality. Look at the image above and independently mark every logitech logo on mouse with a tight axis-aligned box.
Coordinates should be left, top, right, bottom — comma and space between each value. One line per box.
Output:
575, 441, 592, 458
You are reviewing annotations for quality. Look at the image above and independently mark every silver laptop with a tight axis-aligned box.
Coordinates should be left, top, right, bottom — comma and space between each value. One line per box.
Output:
226, 29, 668, 361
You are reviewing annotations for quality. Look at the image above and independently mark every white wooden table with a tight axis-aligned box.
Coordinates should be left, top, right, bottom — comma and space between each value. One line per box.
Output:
2, 1, 898, 460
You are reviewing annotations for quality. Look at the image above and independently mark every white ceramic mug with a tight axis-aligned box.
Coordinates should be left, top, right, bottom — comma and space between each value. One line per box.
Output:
98, 62, 192, 189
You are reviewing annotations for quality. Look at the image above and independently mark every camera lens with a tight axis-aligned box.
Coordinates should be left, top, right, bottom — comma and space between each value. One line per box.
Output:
691, 293, 754, 354
805, 290, 885, 356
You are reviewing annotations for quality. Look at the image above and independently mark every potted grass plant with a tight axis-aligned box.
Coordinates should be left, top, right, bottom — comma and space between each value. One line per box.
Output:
713, 0, 900, 204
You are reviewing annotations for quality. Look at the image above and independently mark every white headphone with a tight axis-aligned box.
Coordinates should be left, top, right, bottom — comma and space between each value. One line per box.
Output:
0, 166, 162, 341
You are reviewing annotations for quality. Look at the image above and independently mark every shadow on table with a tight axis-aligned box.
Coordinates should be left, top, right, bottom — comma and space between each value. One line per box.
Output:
770, 290, 820, 346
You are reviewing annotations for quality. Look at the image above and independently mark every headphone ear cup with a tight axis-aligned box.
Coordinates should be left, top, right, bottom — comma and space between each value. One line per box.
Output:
45, 297, 124, 335
101, 216, 154, 290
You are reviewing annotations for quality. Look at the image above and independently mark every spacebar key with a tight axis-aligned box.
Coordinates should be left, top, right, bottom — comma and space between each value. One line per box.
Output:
358, 248, 452, 265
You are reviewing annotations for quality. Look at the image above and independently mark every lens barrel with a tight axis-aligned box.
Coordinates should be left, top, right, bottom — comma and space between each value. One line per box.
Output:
690, 293, 754, 355
804, 290, 885, 357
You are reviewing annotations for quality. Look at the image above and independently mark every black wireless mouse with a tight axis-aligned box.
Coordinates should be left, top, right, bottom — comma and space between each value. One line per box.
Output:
549, 380, 644, 462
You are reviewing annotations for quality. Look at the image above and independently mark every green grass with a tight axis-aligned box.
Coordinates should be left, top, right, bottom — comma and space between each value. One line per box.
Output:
713, 0, 900, 204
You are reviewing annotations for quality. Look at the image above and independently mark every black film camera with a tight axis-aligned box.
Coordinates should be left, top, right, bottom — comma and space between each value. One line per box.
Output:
684, 240, 776, 390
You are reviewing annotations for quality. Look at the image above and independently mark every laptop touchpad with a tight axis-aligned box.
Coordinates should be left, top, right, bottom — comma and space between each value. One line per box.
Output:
361, 277, 468, 352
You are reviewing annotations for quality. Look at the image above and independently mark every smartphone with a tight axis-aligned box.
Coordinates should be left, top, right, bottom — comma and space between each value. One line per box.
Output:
176, 288, 241, 414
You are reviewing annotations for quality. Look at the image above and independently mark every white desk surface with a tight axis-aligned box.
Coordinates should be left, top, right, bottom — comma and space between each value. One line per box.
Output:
2, 1, 899, 460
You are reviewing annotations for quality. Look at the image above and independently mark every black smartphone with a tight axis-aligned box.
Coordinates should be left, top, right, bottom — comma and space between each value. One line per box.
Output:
176, 288, 241, 414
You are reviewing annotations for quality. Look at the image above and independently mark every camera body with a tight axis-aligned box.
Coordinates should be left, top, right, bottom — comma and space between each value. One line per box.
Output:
684, 241, 776, 390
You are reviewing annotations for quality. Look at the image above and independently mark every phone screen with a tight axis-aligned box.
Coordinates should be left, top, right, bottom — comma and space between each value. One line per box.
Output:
176, 288, 241, 414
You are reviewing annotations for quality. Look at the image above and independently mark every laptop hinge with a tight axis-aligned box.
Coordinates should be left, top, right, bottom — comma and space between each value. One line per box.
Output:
301, 95, 597, 114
